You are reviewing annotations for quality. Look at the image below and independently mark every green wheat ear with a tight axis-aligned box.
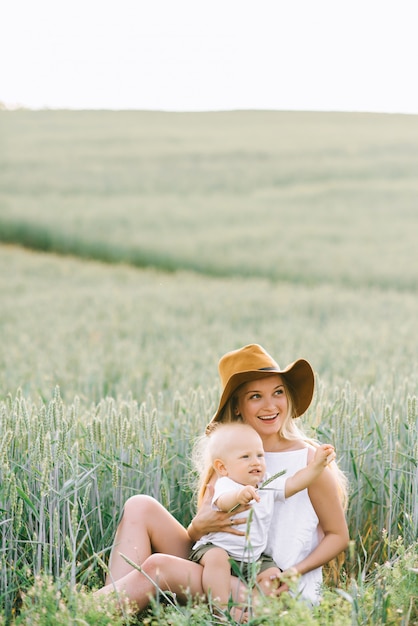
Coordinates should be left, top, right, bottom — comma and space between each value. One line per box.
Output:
259, 469, 286, 488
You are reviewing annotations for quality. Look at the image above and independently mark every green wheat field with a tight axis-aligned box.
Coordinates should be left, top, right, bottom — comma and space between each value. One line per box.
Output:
0, 110, 417, 624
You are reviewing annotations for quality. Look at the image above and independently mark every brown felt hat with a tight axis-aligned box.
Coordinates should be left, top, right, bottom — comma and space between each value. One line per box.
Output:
210, 344, 314, 424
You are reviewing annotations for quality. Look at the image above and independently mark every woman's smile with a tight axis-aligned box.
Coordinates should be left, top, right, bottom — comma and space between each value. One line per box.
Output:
257, 413, 279, 422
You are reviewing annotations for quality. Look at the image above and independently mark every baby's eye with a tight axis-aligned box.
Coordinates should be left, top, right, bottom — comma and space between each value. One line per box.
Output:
250, 393, 261, 400
274, 388, 284, 396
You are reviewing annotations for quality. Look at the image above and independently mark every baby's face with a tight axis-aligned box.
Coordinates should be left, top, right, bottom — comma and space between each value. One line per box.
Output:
222, 430, 266, 487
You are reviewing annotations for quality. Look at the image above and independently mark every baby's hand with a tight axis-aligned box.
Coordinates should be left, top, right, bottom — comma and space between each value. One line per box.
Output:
237, 485, 260, 504
313, 443, 336, 467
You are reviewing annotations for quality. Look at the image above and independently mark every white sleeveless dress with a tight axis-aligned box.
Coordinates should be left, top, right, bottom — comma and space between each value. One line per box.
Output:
264, 448, 324, 604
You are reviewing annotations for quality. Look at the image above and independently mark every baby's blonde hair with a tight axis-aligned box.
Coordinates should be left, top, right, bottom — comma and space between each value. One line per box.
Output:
194, 422, 260, 507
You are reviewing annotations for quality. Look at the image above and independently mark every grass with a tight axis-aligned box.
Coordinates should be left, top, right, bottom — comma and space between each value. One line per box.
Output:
0, 109, 417, 623
0, 385, 417, 623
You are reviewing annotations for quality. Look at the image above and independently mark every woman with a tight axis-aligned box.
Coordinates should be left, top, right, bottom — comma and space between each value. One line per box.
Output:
96, 344, 349, 610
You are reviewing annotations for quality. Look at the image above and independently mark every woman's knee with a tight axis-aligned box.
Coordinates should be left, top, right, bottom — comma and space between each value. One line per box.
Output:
141, 552, 168, 578
122, 494, 160, 521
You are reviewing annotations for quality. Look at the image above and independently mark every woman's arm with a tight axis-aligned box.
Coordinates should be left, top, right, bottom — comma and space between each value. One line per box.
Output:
291, 462, 349, 576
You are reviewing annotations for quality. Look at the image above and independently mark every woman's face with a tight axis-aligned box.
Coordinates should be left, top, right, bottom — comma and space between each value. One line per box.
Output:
235, 374, 288, 440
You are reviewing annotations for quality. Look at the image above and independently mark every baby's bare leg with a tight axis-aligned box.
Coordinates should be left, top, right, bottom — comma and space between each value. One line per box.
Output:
200, 547, 232, 608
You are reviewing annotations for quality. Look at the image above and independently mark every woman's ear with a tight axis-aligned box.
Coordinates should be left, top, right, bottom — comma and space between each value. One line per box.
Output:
213, 458, 228, 476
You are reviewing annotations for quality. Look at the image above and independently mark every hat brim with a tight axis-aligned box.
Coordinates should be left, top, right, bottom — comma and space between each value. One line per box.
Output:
210, 359, 314, 424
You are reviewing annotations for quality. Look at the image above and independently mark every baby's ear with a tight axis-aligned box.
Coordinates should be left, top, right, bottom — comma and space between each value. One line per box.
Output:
213, 458, 228, 476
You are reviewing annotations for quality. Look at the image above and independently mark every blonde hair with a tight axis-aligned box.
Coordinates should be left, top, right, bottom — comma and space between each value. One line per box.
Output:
198, 375, 348, 510
194, 422, 259, 507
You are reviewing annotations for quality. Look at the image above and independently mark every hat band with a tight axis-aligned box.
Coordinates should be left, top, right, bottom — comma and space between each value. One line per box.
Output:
258, 367, 279, 371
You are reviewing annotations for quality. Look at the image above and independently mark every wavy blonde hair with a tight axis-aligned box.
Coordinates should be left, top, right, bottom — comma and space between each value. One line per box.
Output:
195, 375, 348, 510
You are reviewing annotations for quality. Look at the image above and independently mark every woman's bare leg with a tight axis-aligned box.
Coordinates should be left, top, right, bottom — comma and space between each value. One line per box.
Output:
105, 495, 192, 584
97, 553, 204, 612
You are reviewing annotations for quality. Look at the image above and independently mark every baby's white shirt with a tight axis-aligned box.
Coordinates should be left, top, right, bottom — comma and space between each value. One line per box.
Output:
192, 473, 286, 562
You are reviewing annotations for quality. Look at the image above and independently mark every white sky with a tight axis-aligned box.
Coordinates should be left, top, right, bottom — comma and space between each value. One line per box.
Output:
1, 0, 417, 113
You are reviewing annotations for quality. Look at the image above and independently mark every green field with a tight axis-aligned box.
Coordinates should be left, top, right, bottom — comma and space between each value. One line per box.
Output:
0, 110, 417, 624
1, 110, 418, 289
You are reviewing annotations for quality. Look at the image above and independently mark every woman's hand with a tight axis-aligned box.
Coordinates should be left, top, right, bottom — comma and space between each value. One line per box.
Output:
270, 567, 300, 597
187, 484, 250, 542
256, 567, 300, 598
